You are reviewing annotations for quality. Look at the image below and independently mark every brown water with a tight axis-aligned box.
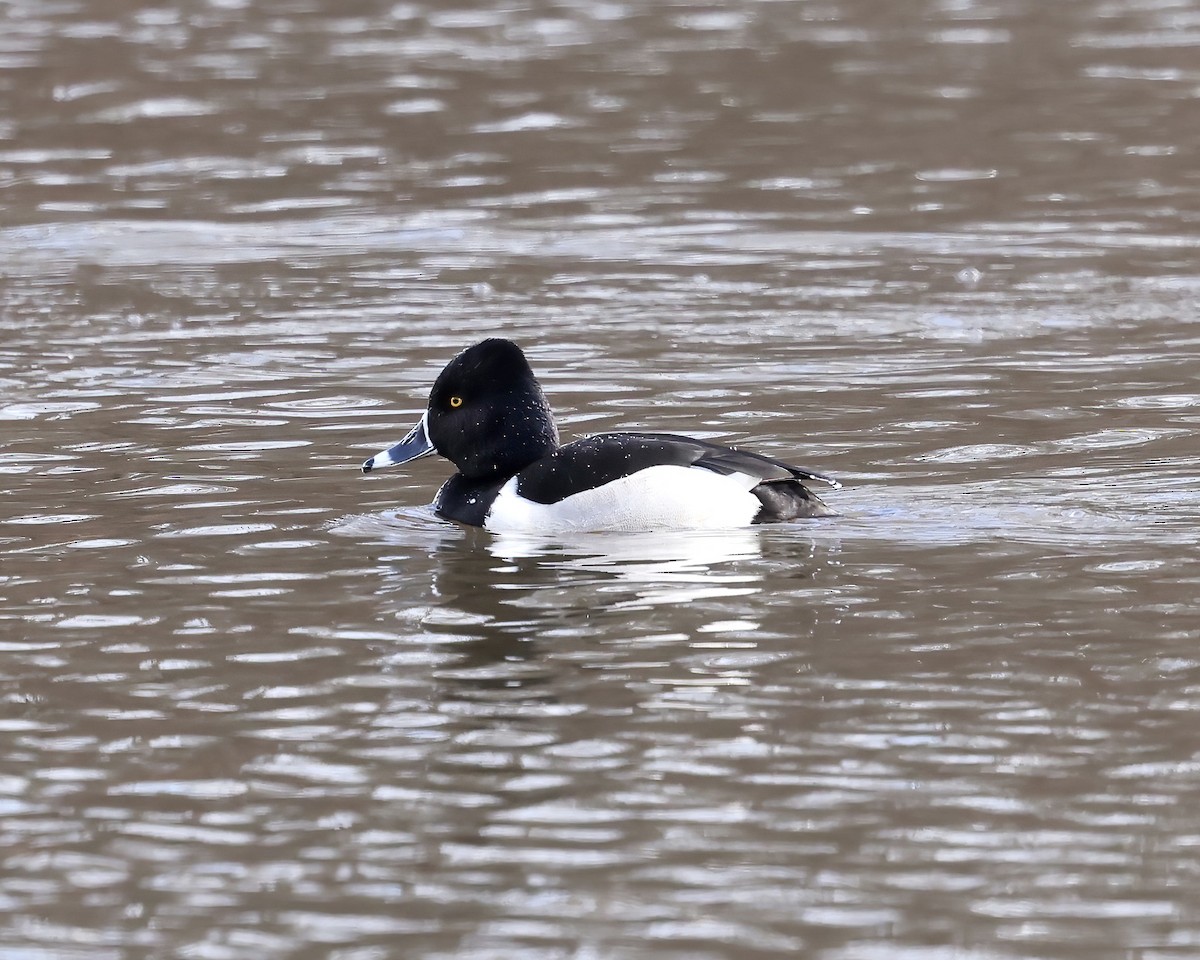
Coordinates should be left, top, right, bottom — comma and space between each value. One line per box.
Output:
3, 1, 1199, 958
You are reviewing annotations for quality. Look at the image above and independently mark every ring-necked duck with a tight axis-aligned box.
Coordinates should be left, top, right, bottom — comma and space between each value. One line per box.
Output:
362, 338, 838, 533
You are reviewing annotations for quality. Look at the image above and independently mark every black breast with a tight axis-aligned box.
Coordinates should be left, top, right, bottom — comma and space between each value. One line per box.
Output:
433, 474, 508, 527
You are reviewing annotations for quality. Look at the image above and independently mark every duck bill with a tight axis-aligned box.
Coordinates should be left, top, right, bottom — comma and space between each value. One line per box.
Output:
362, 413, 435, 473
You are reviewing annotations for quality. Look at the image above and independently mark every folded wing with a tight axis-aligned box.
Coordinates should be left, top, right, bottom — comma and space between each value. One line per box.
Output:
514, 432, 837, 522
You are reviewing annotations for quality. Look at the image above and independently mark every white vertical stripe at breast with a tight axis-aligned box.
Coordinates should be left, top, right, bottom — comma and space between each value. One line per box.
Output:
483, 465, 762, 534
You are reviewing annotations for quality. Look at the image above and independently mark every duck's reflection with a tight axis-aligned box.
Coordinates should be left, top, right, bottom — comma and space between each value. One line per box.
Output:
488, 527, 762, 599
344, 509, 835, 708
440, 528, 766, 712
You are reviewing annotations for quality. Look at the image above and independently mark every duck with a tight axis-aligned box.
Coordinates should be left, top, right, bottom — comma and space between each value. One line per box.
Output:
361, 338, 839, 533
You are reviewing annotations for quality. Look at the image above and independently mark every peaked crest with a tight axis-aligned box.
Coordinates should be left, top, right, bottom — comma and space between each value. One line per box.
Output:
424, 339, 559, 479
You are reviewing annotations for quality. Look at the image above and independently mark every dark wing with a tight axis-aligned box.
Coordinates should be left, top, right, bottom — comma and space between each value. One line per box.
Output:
638, 432, 841, 490
513, 432, 839, 510
622, 433, 839, 522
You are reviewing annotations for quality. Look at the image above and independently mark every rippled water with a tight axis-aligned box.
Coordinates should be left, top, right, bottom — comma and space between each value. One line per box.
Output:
3, 1, 1199, 958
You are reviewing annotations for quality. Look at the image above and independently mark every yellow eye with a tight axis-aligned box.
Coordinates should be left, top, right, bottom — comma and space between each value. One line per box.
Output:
449, 395, 463, 408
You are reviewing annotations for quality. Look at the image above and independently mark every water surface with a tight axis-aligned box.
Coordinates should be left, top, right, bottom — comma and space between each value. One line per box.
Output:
2, 1, 1199, 958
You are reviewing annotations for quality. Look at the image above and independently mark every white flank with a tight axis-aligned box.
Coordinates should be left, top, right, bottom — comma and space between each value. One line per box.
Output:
483, 464, 762, 534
